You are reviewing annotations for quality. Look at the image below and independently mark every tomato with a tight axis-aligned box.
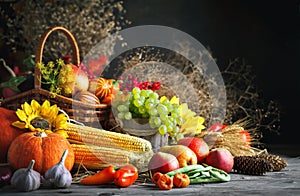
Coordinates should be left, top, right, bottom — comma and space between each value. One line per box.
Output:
239, 130, 251, 146
208, 123, 227, 132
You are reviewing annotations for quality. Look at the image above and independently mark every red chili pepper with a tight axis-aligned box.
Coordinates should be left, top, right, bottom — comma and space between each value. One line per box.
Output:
114, 164, 138, 187
81, 165, 116, 185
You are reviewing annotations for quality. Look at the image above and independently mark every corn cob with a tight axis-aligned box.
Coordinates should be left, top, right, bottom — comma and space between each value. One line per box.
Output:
65, 122, 152, 152
71, 144, 130, 169
71, 144, 153, 172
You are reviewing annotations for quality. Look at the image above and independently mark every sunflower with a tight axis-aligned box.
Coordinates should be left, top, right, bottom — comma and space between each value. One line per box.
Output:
12, 99, 68, 138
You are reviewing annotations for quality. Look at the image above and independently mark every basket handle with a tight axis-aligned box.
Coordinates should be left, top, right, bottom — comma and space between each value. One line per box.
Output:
34, 26, 80, 89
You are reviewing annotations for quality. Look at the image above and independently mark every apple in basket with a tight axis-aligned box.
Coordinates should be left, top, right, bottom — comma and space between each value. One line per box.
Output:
57, 64, 89, 97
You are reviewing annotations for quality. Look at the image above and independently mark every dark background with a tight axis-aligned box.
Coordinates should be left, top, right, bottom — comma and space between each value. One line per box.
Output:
0, 0, 298, 151
123, 0, 300, 147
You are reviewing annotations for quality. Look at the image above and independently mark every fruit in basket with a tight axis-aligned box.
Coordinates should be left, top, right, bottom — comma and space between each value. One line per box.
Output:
0, 107, 25, 163
177, 137, 209, 163
158, 145, 197, 167
73, 90, 100, 105
10, 160, 41, 192
8, 132, 74, 175
94, 77, 112, 99
57, 64, 89, 97
148, 152, 180, 174
205, 148, 234, 173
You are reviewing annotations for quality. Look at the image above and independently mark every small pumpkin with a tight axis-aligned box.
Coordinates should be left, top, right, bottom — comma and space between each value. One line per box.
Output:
94, 77, 113, 100
0, 107, 25, 163
10, 160, 41, 192
73, 90, 101, 105
8, 132, 74, 175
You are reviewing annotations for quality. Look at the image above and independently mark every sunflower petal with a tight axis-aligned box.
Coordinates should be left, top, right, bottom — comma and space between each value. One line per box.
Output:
23, 102, 33, 116
31, 99, 41, 115
55, 130, 69, 138
11, 121, 27, 129
16, 109, 28, 122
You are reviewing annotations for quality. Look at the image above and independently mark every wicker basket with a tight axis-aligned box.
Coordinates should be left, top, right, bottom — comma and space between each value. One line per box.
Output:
0, 26, 111, 128
117, 118, 168, 153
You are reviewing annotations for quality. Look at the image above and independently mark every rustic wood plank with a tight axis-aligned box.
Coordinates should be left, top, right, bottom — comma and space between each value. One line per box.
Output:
1, 156, 299, 195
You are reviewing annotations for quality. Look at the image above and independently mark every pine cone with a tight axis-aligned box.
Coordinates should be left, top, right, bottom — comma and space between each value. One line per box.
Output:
253, 154, 288, 171
233, 156, 273, 175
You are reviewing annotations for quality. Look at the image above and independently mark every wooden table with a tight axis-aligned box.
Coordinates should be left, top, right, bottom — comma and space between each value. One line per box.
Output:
1, 153, 299, 196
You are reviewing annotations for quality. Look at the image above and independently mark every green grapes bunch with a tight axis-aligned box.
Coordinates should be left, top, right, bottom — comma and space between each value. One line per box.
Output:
112, 87, 184, 140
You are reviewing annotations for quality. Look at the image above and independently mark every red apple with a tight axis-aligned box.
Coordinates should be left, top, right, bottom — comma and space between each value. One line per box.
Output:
148, 152, 180, 175
177, 137, 209, 163
208, 123, 227, 132
205, 148, 234, 173
158, 145, 197, 167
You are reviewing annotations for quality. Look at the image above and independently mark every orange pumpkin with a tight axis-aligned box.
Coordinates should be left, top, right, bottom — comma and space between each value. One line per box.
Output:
94, 77, 112, 99
8, 132, 75, 175
0, 107, 25, 163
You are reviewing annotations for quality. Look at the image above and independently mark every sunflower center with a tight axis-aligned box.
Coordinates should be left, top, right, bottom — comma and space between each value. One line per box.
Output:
30, 117, 51, 130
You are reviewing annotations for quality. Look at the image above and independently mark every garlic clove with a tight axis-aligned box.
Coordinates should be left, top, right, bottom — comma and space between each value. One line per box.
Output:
10, 160, 41, 192
45, 149, 72, 188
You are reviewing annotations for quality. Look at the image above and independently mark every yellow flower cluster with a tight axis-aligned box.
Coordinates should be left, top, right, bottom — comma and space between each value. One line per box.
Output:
36, 58, 65, 94
179, 103, 206, 136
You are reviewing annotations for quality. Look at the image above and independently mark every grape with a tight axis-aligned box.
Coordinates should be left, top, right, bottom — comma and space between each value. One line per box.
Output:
171, 112, 178, 119
145, 101, 154, 109
124, 100, 130, 107
117, 112, 125, 119
159, 113, 168, 121
124, 112, 132, 120
149, 92, 159, 99
165, 103, 173, 112
158, 125, 167, 135
117, 104, 128, 112
132, 87, 141, 95
153, 117, 162, 127
172, 108, 180, 115
140, 90, 150, 98
145, 97, 155, 104
113, 87, 182, 139
148, 107, 158, 116
157, 104, 168, 115
167, 124, 174, 132
133, 93, 141, 100
133, 99, 143, 107
138, 106, 146, 114
176, 116, 184, 125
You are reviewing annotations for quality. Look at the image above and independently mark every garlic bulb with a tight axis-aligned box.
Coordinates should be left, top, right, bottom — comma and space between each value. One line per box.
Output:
45, 149, 72, 188
10, 160, 41, 192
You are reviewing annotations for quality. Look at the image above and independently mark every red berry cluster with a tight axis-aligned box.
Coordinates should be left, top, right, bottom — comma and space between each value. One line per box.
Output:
138, 81, 161, 90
